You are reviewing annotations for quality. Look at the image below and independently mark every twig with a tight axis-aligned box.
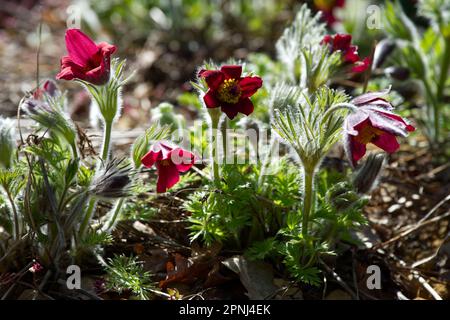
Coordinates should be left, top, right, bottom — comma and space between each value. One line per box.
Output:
319, 258, 357, 300
389, 254, 443, 300
373, 209, 450, 249
351, 250, 360, 300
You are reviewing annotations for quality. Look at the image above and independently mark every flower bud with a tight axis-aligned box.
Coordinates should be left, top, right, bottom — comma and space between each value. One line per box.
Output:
352, 153, 385, 194
89, 158, 135, 200
42, 80, 59, 97
384, 66, 410, 81
372, 39, 396, 69
0, 117, 15, 169
151, 102, 185, 131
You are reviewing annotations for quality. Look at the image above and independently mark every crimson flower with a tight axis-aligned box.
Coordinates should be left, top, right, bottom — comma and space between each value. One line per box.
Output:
322, 34, 370, 73
141, 141, 195, 193
344, 89, 415, 166
56, 29, 116, 85
314, 0, 345, 25
198, 65, 263, 120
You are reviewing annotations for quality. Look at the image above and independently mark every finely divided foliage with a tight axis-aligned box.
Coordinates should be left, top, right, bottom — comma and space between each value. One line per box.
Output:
0, 2, 420, 297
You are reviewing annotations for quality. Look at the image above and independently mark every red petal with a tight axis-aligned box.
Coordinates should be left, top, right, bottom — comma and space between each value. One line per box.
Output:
141, 149, 161, 168
170, 148, 195, 172
56, 66, 75, 81
350, 136, 367, 165
198, 70, 224, 90
65, 29, 99, 67
43, 80, 57, 96
321, 35, 332, 45
221, 105, 239, 120
239, 76, 263, 98
333, 34, 352, 51
375, 110, 415, 132
97, 42, 117, 55
84, 64, 108, 85
236, 98, 254, 116
351, 57, 370, 73
220, 65, 242, 79
352, 88, 391, 105
157, 142, 174, 160
203, 91, 220, 108
344, 46, 360, 63
156, 162, 180, 193
372, 132, 400, 153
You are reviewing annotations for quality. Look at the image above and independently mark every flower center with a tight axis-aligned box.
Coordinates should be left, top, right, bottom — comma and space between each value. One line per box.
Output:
161, 159, 171, 166
355, 125, 384, 144
217, 79, 241, 104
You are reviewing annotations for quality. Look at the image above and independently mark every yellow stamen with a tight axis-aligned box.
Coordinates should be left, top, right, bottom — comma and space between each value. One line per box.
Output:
217, 78, 241, 104
161, 159, 170, 166
355, 125, 384, 144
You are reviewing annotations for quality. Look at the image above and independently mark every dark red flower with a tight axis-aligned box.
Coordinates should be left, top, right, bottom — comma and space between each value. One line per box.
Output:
322, 34, 370, 73
141, 141, 195, 193
314, 0, 345, 25
56, 29, 116, 85
344, 89, 415, 166
198, 65, 263, 120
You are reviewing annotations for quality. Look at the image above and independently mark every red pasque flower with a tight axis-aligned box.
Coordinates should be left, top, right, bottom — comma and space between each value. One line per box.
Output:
198, 65, 263, 120
321, 34, 370, 73
344, 89, 415, 166
314, 0, 345, 25
56, 29, 116, 85
141, 141, 195, 193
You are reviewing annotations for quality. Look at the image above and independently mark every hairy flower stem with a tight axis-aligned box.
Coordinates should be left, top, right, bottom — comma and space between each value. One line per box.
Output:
221, 117, 228, 165
79, 119, 113, 238
258, 136, 277, 191
104, 198, 124, 232
6, 190, 21, 241
322, 103, 358, 123
208, 109, 221, 185
101, 121, 113, 161
302, 166, 315, 240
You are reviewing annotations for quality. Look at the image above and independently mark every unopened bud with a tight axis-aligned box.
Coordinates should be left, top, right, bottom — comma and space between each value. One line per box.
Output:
352, 153, 385, 194
42, 80, 59, 97
89, 158, 135, 200
384, 66, 410, 81
372, 39, 396, 69
151, 102, 185, 131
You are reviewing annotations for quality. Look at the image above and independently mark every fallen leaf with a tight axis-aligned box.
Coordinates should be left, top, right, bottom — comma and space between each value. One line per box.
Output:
222, 255, 277, 300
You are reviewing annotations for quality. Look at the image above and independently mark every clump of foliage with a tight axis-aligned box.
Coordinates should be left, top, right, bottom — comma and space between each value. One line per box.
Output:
104, 255, 155, 300
183, 4, 414, 285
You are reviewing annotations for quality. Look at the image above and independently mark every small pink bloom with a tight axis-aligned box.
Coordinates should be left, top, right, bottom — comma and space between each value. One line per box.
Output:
141, 141, 195, 193
29, 262, 43, 273
198, 65, 263, 120
56, 29, 116, 85
344, 89, 415, 166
